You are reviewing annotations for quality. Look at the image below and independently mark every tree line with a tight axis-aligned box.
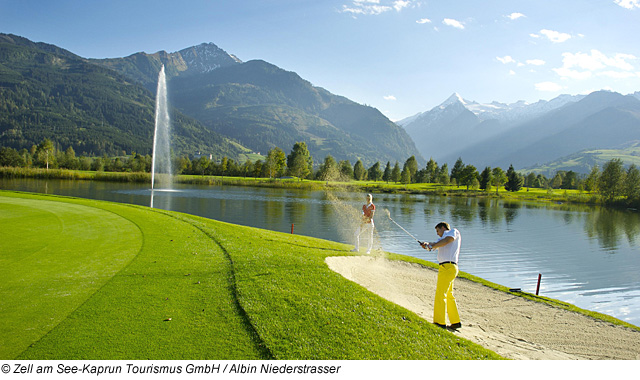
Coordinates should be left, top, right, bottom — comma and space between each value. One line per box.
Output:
1, 139, 639, 204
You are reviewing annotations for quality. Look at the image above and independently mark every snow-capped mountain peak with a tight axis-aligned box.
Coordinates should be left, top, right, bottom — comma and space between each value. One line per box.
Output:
439, 92, 467, 107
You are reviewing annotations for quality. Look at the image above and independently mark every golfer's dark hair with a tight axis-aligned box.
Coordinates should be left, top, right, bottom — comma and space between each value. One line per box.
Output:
435, 222, 450, 230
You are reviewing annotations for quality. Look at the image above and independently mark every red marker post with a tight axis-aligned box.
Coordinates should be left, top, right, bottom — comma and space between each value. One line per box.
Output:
291, 223, 294, 234
536, 273, 542, 296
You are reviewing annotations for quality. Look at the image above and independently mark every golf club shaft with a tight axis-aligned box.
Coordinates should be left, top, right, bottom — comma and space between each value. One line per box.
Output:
388, 216, 423, 244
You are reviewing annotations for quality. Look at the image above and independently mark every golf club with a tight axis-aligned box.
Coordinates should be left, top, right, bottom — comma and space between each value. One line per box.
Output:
385, 210, 425, 247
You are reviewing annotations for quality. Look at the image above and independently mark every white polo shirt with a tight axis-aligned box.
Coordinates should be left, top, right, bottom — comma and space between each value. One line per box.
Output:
436, 228, 461, 264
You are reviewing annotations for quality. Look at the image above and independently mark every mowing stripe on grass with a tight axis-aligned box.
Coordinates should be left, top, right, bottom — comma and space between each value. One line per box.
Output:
154, 210, 274, 359
0, 194, 142, 359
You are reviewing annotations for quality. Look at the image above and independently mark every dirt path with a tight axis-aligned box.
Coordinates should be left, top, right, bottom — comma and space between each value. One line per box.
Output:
326, 256, 640, 360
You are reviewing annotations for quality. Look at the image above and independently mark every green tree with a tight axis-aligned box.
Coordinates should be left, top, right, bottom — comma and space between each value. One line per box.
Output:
491, 167, 506, 194
19, 148, 33, 168
400, 165, 411, 184
368, 161, 383, 182
338, 160, 353, 180
194, 156, 210, 176
450, 157, 465, 187
391, 161, 401, 183
92, 157, 105, 172
317, 155, 339, 181
437, 163, 450, 185
625, 164, 640, 200
289, 154, 311, 180
239, 159, 253, 177
60, 146, 78, 170
382, 161, 392, 183
404, 156, 418, 183
176, 155, 192, 175
504, 165, 523, 192
253, 160, 263, 177
220, 157, 229, 176
35, 138, 56, 170
425, 158, 438, 183
287, 142, 313, 180
265, 147, 287, 178
524, 172, 536, 188
459, 164, 478, 190
599, 159, 625, 201
226, 158, 239, 176
479, 166, 493, 191
533, 174, 547, 189
0, 147, 25, 167
78, 156, 92, 171
550, 171, 564, 189
562, 170, 578, 189
585, 165, 600, 192
353, 159, 366, 180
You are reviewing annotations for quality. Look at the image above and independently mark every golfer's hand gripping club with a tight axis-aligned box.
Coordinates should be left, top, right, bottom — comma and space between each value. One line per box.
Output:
420, 241, 433, 251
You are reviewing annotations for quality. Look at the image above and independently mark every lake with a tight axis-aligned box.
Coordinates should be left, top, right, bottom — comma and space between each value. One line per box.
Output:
2, 178, 640, 325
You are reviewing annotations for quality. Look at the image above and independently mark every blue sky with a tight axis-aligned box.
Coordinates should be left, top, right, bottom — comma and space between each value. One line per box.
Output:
1, 0, 639, 121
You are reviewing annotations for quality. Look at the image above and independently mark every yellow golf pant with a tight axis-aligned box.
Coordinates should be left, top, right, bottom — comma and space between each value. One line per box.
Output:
434, 263, 460, 326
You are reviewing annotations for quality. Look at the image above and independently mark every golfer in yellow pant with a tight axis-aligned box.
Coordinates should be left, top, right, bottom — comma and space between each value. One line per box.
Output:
421, 222, 462, 330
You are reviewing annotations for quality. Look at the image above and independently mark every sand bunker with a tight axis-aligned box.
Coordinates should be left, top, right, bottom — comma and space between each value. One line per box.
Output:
326, 256, 640, 360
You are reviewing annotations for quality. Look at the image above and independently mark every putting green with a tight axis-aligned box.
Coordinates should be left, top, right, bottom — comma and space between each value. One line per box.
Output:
0, 194, 143, 358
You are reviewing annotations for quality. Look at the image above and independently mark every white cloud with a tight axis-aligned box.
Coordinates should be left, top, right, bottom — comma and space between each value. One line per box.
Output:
384, 95, 397, 101
341, 0, 414, 15
535, 82, 564, 92
526, 59, 546, 66
393, 0, 411, 11
443, 18, 465, 29
497, 55, 516, 64
614, 0, 640, 9
341, 0, 391, 15
530, 33, 540, 39
553, 49, 638, 80
553, 67, 593, 80
540, 29, 572, 43
600, 71, 638, 79
564, 50, 635, 71
416, 18, 432, 24
507, 12, 525, 20
509, 70, 516, 75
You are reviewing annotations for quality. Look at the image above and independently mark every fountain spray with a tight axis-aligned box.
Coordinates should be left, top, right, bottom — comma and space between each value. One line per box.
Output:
151, 65, 172, 191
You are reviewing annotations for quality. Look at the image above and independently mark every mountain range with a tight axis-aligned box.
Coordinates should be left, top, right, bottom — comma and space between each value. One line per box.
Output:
399, 90, 640, 173
3, 31, 639, 174
92, 44, 423, 166
0, 33, 423, 167
0, 34, 251, 160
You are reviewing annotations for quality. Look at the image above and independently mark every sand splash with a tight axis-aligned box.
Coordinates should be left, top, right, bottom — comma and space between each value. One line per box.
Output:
323, 191, 393, 254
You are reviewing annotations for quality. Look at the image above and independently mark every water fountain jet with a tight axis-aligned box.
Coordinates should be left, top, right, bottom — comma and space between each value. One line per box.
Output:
150, 65, 172, 207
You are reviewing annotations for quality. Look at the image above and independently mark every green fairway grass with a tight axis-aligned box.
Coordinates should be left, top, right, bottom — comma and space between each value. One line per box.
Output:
0, 195, 142, 358
0, 191, 501, 360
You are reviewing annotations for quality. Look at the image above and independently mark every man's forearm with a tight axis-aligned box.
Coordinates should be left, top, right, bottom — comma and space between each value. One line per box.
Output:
430, 236, 454, 249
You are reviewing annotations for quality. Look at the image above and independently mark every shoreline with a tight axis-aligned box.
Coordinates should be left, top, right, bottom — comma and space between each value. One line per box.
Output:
0, 167, 606, 207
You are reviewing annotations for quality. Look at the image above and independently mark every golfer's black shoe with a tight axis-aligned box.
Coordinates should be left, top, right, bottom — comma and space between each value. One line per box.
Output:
434, 323, 447, 329
448, 322, 462, 330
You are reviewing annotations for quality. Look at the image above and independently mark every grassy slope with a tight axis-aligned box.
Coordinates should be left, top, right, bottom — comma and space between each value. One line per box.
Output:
0, 191, 500, 360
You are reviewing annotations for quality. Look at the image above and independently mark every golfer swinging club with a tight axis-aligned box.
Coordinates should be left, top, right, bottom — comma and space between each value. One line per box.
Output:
421, 222, 462, 330
352, 194, 375, 254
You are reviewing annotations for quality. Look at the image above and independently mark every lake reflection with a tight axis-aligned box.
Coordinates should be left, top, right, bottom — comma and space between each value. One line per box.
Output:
2, 178, 639, 325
